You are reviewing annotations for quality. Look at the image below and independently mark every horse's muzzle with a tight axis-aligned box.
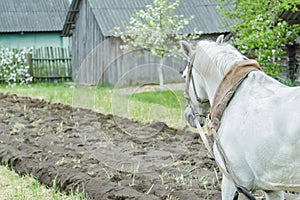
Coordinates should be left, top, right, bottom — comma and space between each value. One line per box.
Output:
198, 117, 206, 127
184, 106, 206, 128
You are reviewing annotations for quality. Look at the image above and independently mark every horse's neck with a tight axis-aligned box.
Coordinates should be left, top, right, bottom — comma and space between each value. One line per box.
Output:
191, 71, 221, 104
205, 76, 222, 104
195, 44, 247, 104
203, 64, 234, 104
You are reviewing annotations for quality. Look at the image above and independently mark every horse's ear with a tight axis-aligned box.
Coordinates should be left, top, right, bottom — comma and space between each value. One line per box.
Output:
216, 35, 224, 44
179, 40, 192, 59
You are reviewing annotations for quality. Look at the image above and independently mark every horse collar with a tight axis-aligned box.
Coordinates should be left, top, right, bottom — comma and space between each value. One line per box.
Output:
209, 59, 262, 134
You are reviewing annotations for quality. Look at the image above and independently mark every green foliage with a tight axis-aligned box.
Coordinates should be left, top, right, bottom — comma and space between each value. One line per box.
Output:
218, 0, 300, 78
111, 0, 201, 58
279, 78, 298, 86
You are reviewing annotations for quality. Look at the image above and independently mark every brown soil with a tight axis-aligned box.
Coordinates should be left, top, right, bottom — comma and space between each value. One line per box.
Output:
0, 93, 221, 199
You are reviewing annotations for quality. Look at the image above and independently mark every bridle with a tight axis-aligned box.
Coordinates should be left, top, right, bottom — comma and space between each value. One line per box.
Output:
184, 53, 210, 118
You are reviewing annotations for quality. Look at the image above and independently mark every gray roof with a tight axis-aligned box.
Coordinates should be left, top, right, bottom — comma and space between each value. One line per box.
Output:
63, 0, 235, 37
0, 0, 70, 33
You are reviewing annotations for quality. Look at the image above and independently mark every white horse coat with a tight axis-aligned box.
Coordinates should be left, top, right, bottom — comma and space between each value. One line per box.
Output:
180, 36, 300, 200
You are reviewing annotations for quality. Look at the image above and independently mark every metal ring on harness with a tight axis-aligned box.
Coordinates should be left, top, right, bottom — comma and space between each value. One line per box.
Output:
234, 186, 256, 200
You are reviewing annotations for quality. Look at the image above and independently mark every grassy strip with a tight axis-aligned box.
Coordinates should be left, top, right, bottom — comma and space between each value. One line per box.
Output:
0, 165, 88, 200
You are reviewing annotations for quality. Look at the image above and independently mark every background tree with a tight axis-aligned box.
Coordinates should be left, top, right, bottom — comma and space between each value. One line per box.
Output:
218, 0, 300, 79
112, 0, 201, 91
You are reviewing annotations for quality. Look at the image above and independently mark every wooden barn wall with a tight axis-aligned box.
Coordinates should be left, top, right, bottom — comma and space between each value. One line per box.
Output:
102, 37, 186, 86
71, 0, 104, 85
281, 43, 300, 83
294, 44, 300, 83
73, 31, 186, 86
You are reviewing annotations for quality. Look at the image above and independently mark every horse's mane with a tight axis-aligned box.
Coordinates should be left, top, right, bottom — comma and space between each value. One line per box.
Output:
194, 40, 247, 77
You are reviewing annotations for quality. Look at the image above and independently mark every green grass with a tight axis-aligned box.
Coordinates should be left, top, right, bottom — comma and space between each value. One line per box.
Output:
129, 90, 185, 108
125, 90, 186, 127
0, 82, 74, 104
0, 165, 88, 200
0, 82, 113, 114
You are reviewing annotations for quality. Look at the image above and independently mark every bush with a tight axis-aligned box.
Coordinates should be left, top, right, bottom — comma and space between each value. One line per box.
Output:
218, 0, 300, 79
0, 47, 33, 87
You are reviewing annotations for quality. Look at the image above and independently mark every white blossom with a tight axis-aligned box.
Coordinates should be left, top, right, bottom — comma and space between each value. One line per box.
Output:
0, 47, 32, 87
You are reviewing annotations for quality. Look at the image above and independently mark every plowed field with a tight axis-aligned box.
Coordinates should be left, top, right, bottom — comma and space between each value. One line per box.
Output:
0, 93, 221, 199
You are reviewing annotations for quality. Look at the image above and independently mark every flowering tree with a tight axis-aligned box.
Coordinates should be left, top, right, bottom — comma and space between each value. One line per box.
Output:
0, 47, 33, 87
112, 0, 201, 90
218, 0, 300, 79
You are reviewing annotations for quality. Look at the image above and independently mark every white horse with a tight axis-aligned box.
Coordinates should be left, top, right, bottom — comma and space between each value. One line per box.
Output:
180, 36, 300, 200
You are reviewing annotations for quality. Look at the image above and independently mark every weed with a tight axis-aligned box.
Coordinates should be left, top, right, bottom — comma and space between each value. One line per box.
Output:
166, 194, 179, 200
175, 174, 190, 186
127, 162, 140, 187
199, 176, 213, 199
102, 168, 114, 180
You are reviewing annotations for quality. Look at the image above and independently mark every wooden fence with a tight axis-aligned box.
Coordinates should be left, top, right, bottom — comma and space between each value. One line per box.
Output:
28, 47, 72, 80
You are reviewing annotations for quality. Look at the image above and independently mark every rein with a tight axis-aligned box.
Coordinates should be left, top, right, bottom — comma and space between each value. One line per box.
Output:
185, 57, 262, 200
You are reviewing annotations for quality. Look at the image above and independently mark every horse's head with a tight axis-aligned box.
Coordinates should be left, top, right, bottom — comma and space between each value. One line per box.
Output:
180, 40, 211, 128
180, 35, 248, 128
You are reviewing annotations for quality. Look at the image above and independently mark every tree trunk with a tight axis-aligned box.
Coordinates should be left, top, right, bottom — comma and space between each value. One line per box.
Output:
157, 59, 164, 91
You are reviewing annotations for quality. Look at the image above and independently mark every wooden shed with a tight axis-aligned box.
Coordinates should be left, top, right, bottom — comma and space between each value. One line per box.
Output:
62, 0, 235, 86
0, 0, 70, 49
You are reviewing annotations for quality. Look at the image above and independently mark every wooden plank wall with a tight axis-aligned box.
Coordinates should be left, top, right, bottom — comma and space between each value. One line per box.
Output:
71, 0, 105, 85
294, 44, 300, 83
31, 46, 71, 80
281, 44, 300, 83
102, 40, 186, 86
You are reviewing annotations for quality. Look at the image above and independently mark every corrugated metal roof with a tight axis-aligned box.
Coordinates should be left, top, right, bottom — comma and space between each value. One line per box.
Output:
91, 0, 234, 36
0, 0, 70, 33
62, 0, 235, 36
